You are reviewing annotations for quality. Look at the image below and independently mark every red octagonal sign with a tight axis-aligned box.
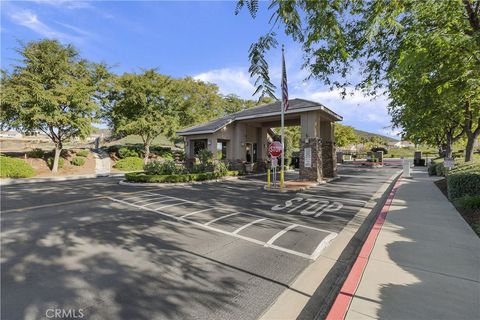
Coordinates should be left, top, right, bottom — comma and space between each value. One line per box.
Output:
269, 141, 283, 157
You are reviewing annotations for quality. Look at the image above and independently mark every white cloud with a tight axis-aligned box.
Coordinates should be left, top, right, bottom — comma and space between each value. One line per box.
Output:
31, 0, 92, 10
9, 9, 89, 43
378, 128, 402, 138
194, 68, 257, 99
193, 65, 394, 135
291, 86, 392, 126
10, 9, 71, 40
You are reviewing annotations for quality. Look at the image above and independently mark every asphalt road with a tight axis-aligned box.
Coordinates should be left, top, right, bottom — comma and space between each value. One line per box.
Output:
1, 163, 401, 320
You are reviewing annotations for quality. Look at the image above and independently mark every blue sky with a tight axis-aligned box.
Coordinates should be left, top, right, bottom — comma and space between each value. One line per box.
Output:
1, 0, 398, 138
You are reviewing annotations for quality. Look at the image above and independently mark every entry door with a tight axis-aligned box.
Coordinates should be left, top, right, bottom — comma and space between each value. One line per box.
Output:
245, 143, 252, 163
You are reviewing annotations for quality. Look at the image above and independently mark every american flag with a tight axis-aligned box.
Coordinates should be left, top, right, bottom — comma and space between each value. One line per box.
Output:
281, 49, 289, 111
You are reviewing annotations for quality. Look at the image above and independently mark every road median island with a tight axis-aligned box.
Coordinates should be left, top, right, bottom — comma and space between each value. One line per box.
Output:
260, 170, 402, 320
121, 170, 240, 185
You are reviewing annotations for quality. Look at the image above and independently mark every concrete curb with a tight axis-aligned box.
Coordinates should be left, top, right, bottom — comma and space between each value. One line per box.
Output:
259, 169, 403, 320
0, 173, 124, 186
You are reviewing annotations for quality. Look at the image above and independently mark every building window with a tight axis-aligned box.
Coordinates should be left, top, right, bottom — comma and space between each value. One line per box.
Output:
194, 140, 207, 156
217, 141, 227, 160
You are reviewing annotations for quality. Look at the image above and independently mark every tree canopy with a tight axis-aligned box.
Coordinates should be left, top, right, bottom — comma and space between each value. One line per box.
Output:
0, 39, 107, 172
237, 0, 480, 160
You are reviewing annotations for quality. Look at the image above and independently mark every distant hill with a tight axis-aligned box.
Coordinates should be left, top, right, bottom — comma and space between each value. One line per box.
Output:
354, 129, 399, 142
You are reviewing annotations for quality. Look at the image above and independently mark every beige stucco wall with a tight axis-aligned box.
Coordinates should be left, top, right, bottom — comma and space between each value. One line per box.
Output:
183, 110, 335, 164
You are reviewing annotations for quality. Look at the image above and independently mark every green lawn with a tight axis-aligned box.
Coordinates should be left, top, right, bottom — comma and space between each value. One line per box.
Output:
105, 134, 183, 149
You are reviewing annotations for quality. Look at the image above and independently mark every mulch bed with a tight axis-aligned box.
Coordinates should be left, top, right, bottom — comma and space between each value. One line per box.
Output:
434, 178, 480, 237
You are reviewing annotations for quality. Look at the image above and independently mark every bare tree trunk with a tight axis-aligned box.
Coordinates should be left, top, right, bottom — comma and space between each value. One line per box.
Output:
445, 137, 453, 158
465, 136, 476, 162
52, 142, 62, 173
143, 142, 150, 165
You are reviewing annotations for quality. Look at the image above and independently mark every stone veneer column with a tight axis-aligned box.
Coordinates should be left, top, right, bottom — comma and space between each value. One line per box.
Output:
320, 121, 337, 178
321, 141, 337, 178
299, 137, 322, 182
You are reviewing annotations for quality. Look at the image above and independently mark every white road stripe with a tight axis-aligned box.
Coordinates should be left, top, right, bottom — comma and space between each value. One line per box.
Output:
309, 232, 338, 260
265, 224, 299, 245
155, 201, 188, 210
107, 197, 337, 260
137, 198, 177, 206
204, 212, 240, 226
132, 197, 170, 205
297, 193, 367, 204
179, 208, 212, 219
145, 192, 200, 205
268, 244, 312, 260
232, 218, 267, 234
123, 193, 157, 201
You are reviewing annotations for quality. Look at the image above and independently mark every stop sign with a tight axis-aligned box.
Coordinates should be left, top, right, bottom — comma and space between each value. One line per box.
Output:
269, 141, 283, 157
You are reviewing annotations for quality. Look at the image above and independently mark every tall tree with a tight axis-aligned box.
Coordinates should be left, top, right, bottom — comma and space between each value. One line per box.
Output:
106, 69, 176, 164
237, 0, 480, 160
0, 39, 107, 172
335, 124, 358, 148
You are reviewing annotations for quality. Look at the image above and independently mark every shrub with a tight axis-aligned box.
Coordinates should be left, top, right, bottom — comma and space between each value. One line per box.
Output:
114, 157, 144, 171
27, 148, 45, 158
76, 150, 89, 157
0, 156, 35, 178
125, 170, 239, 183
214, 161, 228, 175
428, 164, 438, 176
435, 163, 446, 176
71, 156, 86, 166
47, 157, 65, 170
107, 145, 120, 154
174, 150, 185, 161
455, 195, 480, 210
160, 151, 174, 161
144, 160, 180, 175
118, 147, 139, 159
371, 147, 388, 155
189, 163, 205, 174
198, 149, 213, 166
447, 161, 480, 199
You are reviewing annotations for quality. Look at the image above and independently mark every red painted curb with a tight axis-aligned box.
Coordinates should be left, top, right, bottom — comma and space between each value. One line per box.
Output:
325, 177, 402, 320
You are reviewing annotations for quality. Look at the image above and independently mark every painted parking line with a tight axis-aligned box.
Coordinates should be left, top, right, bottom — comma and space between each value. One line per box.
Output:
154, 201, 189, 210
204, 212, 241, 226
232, 218, 267, 234
266, 224, 298, 245
297, 193, 368, 205
179, 208, 213, 219
108, 192, 338, 260
123, 193, 158, 201
132, 197, 173, 205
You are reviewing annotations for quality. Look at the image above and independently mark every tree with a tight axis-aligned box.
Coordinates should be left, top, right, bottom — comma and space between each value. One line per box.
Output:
335, 124, 358, 148
172, 77, 225, 131
237, 1, 479, 160
106, 69, 177, 164
0, 39, 106, 172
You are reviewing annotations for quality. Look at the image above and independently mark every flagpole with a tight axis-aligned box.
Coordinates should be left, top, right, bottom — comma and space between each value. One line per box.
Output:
280, 45, 285, 189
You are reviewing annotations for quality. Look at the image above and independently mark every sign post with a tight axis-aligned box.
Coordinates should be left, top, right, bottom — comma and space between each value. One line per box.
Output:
269, 142, 283, 188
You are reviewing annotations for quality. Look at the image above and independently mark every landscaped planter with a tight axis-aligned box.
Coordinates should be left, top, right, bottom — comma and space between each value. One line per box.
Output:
125, 171, 239, 183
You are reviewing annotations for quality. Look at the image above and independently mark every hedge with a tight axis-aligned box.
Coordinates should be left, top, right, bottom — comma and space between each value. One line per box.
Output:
76, 150, 89, 157
47, 157, 65, 169
125, 170, 239, 183
114, 157, 144, 171
71, 156, 86, 166
447, 161, 480, 199
0, 156, 35, 178
27, 148, 45, 158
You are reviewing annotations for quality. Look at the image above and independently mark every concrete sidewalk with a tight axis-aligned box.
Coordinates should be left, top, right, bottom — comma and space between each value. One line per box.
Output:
343, 168, 480, 319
